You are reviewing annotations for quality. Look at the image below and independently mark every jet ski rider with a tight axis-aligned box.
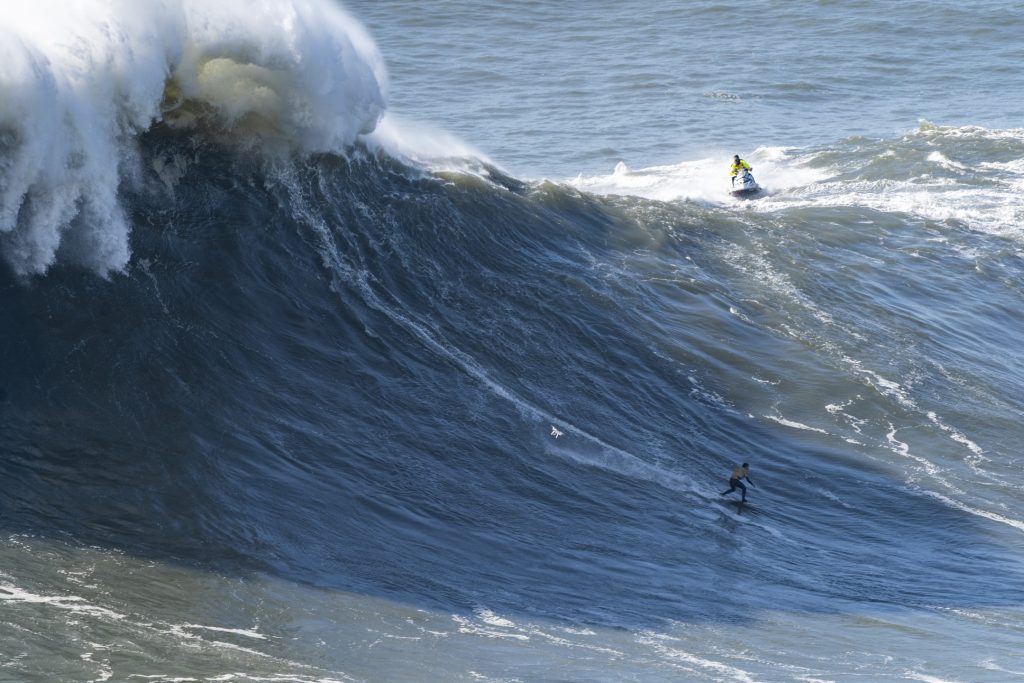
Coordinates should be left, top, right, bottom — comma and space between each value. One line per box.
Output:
730, 155, 752, 186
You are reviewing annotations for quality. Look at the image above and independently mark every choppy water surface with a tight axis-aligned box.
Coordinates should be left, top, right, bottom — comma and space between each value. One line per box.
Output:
353, 0, 1024, 177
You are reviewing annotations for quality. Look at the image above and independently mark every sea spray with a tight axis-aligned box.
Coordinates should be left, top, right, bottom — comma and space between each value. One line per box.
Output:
0, 0, 386, 276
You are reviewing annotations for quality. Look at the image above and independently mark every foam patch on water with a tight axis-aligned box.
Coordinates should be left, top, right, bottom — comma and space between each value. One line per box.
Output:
760, 178, 1024, 241
0, 0, 387, 276
764, 413, 829, 434
570, 125, 1024, 243
754, 123, 1024, 240
635, 631, 758, 682
0, 581, 125, 620
567, 147, 828, 204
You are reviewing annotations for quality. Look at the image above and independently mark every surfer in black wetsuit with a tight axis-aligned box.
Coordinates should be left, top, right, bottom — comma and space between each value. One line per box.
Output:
721, 463, 754, 502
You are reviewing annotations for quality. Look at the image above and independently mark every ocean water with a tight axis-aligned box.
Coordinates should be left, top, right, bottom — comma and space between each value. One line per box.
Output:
1, 1, 1023, 682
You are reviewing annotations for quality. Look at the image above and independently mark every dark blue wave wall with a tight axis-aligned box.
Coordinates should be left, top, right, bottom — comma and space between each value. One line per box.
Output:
1, 132, 1020, 630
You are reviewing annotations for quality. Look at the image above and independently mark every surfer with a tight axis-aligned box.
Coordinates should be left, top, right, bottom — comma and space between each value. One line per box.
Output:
729, 155, 752, 187
721, 463, 754, 502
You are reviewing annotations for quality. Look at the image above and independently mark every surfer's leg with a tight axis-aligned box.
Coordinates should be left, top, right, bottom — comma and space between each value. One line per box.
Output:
738, 481, 747, 501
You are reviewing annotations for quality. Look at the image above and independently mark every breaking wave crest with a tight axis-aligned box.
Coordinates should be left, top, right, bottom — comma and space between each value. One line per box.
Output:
0, 0, 386, 276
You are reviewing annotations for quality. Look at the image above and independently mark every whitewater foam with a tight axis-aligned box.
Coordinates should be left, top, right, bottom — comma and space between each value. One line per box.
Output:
568, 124, 1024, 245
568, 147, 827, 204
756, 123, 1024, 240
0, 0, 386, 276
365, 113, 493, 175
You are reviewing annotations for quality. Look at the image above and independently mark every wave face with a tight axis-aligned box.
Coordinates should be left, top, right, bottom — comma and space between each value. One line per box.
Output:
3, 3, 1024, 682
3, 122, 1024, 679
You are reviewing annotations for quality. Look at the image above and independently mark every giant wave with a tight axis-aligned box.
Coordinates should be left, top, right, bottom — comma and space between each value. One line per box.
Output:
3, 2, 1024, 681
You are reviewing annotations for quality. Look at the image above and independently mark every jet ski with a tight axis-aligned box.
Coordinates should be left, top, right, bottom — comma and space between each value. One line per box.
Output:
730, 168, 761, 197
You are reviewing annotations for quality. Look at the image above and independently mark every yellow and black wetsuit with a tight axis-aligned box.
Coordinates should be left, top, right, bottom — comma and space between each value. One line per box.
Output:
730, 159, 752, 177
722, 465, 752, 501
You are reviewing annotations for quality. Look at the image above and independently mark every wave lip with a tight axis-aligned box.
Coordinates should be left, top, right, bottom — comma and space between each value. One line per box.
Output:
163, 1, 387, 152
0, 0, 387, 276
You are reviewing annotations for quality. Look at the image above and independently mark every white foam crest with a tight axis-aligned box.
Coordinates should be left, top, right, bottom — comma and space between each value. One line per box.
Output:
452, 613, 530, 641
366, 113, 493, 175
885, 423, 965, 496
764, 413, 829, 434
165, 1, 386, 151
915, 120, 1024, 143
925, 410, 985, 460
920, 489, 1024, 534
0, 0, 386, 276
904, 674, 962, 683
759, 178, 1024, 240
0, 581, 125, 620
926, 151, 967, 171
636, 631, 759, 682
180, 623, 267, 640
753, 125, 1024, 240
568, 148, 827, 204
853, 364, 990, 472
